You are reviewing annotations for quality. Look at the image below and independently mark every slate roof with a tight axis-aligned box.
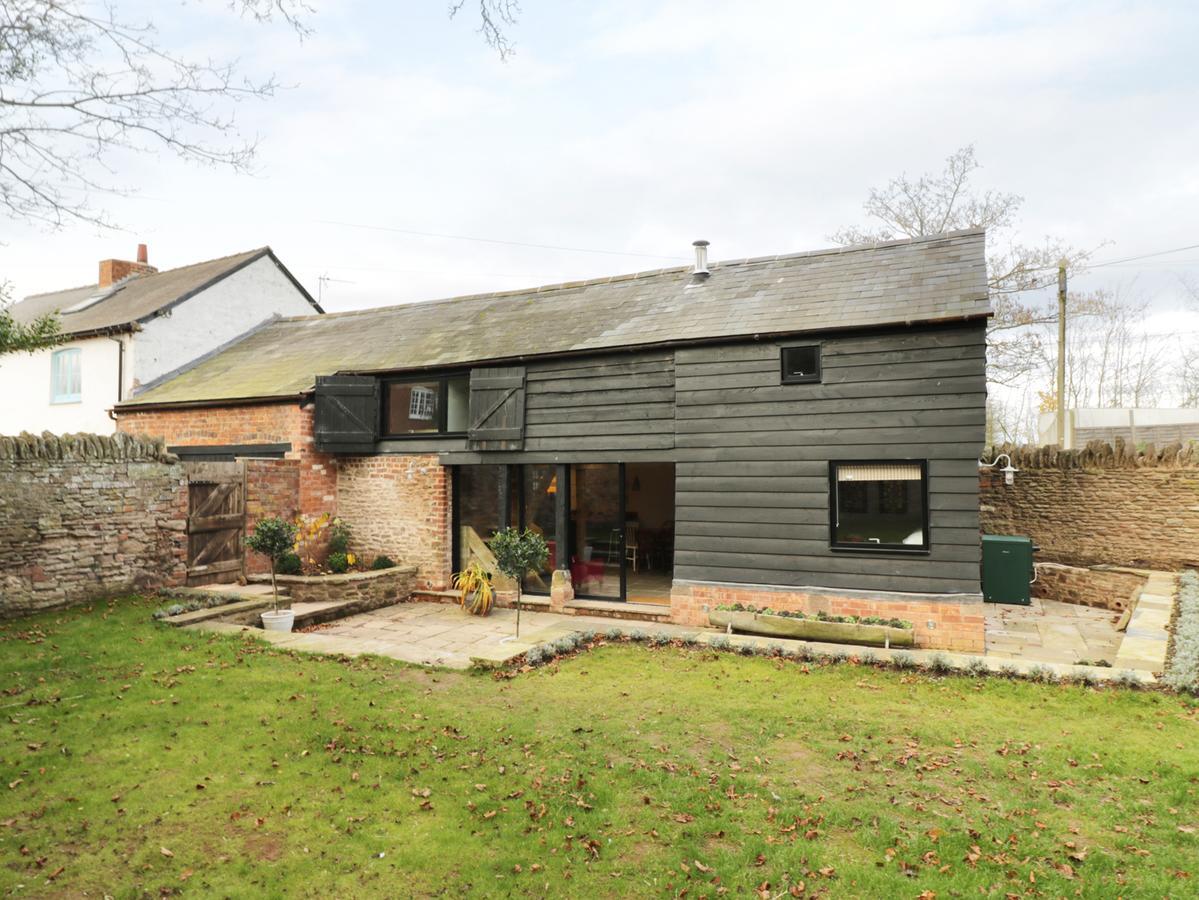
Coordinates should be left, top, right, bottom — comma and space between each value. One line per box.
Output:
9, 247, 320, 338
121, 229, 990, 408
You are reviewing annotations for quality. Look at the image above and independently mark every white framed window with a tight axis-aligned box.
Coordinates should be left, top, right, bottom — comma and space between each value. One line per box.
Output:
50, 348, 82, 404
409, 386, 436, 421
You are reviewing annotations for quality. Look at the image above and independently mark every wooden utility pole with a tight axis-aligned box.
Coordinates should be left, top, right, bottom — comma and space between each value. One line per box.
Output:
1056, 261, 1068, 448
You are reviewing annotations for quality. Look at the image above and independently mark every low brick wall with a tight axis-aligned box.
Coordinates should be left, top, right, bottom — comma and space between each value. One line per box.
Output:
671, 580, 985, 652
336, 455, 452, 590
0, 432, 187, 618
1033, 563, 1145, 612
256, 565, 417, 607
981, 440, 1199, 570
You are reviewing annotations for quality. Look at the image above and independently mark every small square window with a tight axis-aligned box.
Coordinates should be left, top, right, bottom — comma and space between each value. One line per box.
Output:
50, 348, 81, 404
781, 345, 820, 383
829, 460, 928, 551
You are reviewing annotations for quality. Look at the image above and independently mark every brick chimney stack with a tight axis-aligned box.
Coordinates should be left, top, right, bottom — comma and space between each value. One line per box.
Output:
99, 244, 157, 287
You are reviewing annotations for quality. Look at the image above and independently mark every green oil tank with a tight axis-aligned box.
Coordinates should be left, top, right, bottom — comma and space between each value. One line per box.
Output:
981, 535, 1035, 605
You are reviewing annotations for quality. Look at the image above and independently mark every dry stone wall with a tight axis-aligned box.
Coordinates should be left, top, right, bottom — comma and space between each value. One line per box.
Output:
0, 432, 187, 618
981, 440, 1199, 571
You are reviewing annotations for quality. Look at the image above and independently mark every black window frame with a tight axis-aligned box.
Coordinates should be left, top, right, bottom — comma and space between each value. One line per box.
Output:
379, 371, 470, 439
780, 343, 822, 384
828, 459, 931, 554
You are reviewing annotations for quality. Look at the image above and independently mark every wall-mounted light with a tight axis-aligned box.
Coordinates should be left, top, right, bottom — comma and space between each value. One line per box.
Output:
979, 453, 1019, 486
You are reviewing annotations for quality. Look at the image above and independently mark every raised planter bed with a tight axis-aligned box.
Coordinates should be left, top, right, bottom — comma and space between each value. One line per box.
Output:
248, 565, 417, 608
709, 609, 914, 648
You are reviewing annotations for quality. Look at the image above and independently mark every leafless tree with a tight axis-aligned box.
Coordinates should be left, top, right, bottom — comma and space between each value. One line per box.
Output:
1034, 286, 1165, 410
448, 0, 520, 60
831, 145, 1100, 387
1178, 276, 1199, 406
0, 0, 316, 229
0, 1, 520, 232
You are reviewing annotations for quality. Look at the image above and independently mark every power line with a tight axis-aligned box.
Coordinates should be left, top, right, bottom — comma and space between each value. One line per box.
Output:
1085, 242, 1199, 269
317, 219, 691, 262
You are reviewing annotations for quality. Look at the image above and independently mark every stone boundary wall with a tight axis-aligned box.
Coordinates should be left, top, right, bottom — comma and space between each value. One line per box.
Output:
0, 432, 187, 618
981, 440, 1199, 571
1032, 563, 1146, 612
670, 580, 985, 652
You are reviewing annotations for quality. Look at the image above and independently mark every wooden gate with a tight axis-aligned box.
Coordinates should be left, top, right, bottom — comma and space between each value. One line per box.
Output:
185, 461, 245, 585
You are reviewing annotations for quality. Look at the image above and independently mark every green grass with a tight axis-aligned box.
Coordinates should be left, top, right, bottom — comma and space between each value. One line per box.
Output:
2, 597, 1198, 898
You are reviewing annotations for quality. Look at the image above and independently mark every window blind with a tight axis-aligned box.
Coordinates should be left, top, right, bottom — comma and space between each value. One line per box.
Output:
836, 463, 921, 482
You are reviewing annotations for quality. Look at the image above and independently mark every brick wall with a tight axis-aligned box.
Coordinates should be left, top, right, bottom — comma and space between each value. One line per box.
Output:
243, 457, 302, 574
980, 442, 1199, 570
0, 433, 187, 618
336, 455, 452, 590
1032, 563, 1145, 612
117, 401, 336, 520
671, 581, 985, 652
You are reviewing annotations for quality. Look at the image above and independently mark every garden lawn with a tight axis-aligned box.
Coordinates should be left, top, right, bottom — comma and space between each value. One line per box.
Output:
2, 597, 1198, 899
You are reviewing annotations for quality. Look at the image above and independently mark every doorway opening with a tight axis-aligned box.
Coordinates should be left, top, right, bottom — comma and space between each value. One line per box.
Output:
622, 462, 675, 605
453, 462, 676, 604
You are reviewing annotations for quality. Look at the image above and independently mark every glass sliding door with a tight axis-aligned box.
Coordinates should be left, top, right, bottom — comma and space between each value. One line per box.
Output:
569, 463, 623, 599
521, 464, 558, 594
456, 464, 507, 580
453, 462, 675, 603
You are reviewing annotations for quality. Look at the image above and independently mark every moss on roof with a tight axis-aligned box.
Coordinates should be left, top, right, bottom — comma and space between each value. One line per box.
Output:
122, 230, 990, 407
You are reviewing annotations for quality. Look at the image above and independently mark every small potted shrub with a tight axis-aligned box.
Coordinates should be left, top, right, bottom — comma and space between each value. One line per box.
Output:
489, 527, 549, 638
453, 561, 495, 616
245, 516, 299, 632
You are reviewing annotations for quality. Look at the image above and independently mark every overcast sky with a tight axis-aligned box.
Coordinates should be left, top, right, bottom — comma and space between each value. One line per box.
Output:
4, 0, 1199, 328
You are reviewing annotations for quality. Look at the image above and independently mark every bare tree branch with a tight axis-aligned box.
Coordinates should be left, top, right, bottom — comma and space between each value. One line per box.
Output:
0, 0, 312, 229
830, 145, 1115, 425
448, 0, 519, 61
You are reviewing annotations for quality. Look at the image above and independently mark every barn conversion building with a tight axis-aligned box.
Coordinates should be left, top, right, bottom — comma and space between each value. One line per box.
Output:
116, 230, 991, 650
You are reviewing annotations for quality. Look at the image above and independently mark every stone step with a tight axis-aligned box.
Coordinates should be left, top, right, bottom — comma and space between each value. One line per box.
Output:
564, 598, 672, 623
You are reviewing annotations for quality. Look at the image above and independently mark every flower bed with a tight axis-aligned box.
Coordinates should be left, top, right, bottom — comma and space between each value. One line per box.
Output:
248, 564, 417, 608
1164, 570, 1199, 694
709, 603, 914, 648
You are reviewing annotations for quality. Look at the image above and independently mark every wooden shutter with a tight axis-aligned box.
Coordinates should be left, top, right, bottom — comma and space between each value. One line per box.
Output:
314, 375, 379, 453
467, 366, 526, 450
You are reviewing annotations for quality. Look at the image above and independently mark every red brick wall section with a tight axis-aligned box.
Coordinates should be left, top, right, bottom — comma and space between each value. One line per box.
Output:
243, 458, 301, 575
671, 582, 985, 653
336, 454, 452, 590
116, 402, 336, 521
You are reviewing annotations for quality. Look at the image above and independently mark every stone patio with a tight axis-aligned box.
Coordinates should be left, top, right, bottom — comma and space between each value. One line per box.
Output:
186, 579, 1178, 683
984, 597, 1124, 665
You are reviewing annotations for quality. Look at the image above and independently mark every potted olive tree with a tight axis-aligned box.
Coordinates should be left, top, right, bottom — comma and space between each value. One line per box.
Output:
245, 516, 299, 632
489, 527, 549, 638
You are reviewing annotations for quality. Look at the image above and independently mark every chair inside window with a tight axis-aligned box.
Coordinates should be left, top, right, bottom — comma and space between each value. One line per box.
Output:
624, 522, 640, 572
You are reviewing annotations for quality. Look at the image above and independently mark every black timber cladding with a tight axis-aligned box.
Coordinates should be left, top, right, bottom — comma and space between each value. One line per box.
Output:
436, 321, 986, 594
671, 323, 986, 594
523, 351, 676, 453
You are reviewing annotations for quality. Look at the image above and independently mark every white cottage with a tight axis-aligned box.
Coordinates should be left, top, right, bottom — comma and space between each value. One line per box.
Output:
0, 245, 322, 434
